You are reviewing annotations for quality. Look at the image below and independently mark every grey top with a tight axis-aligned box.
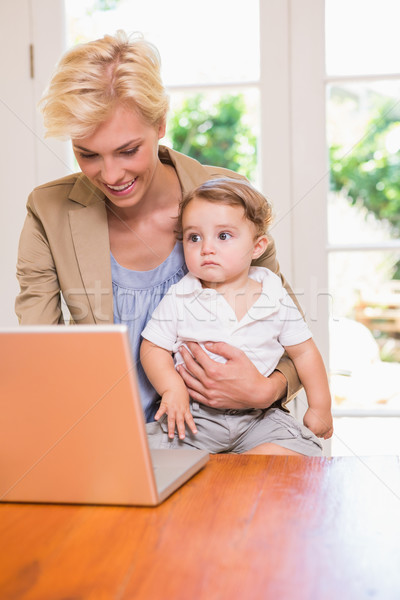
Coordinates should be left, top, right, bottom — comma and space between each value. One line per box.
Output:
111, 242, 187, 422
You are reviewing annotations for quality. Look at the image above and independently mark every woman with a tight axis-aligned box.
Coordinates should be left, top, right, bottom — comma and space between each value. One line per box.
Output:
16, 31, 302, 434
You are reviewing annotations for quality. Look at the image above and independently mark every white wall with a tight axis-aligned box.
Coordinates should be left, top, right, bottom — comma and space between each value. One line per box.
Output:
0, 0, 35, 326
259, 0, 293, 283
290, 1, 328, 360
260, 0, 328, 357
259, 1, 329, 454
0, 0, 69, 326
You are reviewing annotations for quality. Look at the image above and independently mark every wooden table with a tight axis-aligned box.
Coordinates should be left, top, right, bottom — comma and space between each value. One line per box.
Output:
1, 455, 400, 600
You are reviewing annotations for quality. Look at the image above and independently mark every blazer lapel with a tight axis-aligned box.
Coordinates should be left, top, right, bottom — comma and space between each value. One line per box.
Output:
158, 146, 214, 193
69, 196, 114, 324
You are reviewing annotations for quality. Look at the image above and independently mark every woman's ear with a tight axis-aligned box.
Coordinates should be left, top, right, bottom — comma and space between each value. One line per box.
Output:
157, 116, 167, 139
252, 235, 268, 259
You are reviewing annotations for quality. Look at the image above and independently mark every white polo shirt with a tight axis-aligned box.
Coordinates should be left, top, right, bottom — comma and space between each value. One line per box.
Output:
141, 267, 312, 377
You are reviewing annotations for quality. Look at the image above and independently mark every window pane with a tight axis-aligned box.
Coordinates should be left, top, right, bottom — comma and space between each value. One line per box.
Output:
327, 81, 400, 245
165, 89, 260, 184
332, 417, 400, 456
329, 251, 400, 410
325, 0, 400, 76
65, 0, 260, 85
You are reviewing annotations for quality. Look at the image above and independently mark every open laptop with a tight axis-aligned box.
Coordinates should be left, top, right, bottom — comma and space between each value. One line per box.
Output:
0, 325, 208, 506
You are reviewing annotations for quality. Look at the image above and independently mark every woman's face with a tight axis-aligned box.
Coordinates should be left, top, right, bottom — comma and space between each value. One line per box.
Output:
72, 104, 166, 209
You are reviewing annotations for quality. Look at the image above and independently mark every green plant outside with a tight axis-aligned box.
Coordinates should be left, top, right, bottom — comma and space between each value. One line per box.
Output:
330, 99, 400, 278
168, 93, 257, 182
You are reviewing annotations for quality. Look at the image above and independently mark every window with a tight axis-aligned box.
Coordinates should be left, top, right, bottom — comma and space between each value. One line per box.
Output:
65, 0, 261, 184
60, 0, 400, 456
326, 0, 400, 455
63, 0, 332, 450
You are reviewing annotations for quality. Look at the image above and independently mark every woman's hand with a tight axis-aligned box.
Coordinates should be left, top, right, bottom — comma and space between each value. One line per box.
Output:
177, 342, 287, 410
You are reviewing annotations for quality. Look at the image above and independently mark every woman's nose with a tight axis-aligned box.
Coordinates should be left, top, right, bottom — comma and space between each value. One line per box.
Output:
101, 159, 124, 185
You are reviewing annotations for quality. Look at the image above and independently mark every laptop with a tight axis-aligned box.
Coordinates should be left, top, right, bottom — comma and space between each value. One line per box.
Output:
0, 325, 209, 506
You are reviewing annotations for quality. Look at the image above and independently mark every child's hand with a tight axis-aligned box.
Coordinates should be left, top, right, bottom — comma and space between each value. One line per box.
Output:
155, 390, 198, 440
303, 407, 333, 439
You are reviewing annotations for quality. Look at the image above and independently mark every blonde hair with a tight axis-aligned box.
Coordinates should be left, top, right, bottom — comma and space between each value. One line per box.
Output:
177, 177, 273, 239
40, 30, 169, 139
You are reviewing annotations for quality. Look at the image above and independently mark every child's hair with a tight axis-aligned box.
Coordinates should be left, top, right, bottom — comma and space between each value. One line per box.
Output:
176, 177, 273, 239
39, 30, 169, 140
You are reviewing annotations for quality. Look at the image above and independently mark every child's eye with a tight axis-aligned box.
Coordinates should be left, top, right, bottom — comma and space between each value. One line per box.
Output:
218, 232, 232, 241
189, 233, 201, 242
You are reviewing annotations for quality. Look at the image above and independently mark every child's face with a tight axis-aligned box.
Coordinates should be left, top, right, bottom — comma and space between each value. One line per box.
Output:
181, 197, 267, 288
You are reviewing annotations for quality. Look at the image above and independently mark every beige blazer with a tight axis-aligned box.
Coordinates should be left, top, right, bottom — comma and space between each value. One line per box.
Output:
16, 146, 301, 402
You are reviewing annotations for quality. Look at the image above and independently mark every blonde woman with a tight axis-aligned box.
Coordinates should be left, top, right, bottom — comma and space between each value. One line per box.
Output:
16, 31, 301, 425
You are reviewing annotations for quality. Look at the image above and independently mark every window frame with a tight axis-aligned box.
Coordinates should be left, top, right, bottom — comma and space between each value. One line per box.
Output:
30, 0, 400, 448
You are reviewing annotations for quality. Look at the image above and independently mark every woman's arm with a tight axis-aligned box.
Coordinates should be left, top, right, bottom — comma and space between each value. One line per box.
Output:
252, 234, 303, 405
15, 201, 64, 325
177, 342, 288, 410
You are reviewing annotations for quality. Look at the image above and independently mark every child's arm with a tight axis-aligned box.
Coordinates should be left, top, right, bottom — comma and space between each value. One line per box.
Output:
285, 339, 333, 439
140, 338, 198, 440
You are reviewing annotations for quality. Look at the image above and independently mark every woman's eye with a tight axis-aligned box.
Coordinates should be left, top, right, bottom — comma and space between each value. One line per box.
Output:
219, 232, 232, 241
79, 153, 97, 160
122, 147, 139, 156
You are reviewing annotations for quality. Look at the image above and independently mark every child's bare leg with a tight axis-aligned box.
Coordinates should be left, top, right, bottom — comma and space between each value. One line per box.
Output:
244, 443, 303, 456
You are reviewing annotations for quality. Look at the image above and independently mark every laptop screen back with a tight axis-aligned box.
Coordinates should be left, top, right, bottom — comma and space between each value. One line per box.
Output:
0, 325, 160, 505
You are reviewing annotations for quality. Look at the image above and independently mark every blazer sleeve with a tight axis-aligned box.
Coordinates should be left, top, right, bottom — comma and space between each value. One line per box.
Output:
15, 196, 64, 325
252, 234, 303, 407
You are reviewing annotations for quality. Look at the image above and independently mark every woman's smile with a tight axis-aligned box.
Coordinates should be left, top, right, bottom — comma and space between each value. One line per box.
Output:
103, 177, 137, 196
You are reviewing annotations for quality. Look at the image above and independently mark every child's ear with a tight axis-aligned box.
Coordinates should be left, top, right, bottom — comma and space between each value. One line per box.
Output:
252, 235, 268, 259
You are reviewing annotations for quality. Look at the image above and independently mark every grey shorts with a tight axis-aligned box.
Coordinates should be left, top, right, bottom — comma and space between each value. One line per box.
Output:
146, 402, 323, 456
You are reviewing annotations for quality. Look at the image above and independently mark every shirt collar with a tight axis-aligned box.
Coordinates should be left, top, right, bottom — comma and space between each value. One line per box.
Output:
174, 272, 205, 296
174, 267, 284, 300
